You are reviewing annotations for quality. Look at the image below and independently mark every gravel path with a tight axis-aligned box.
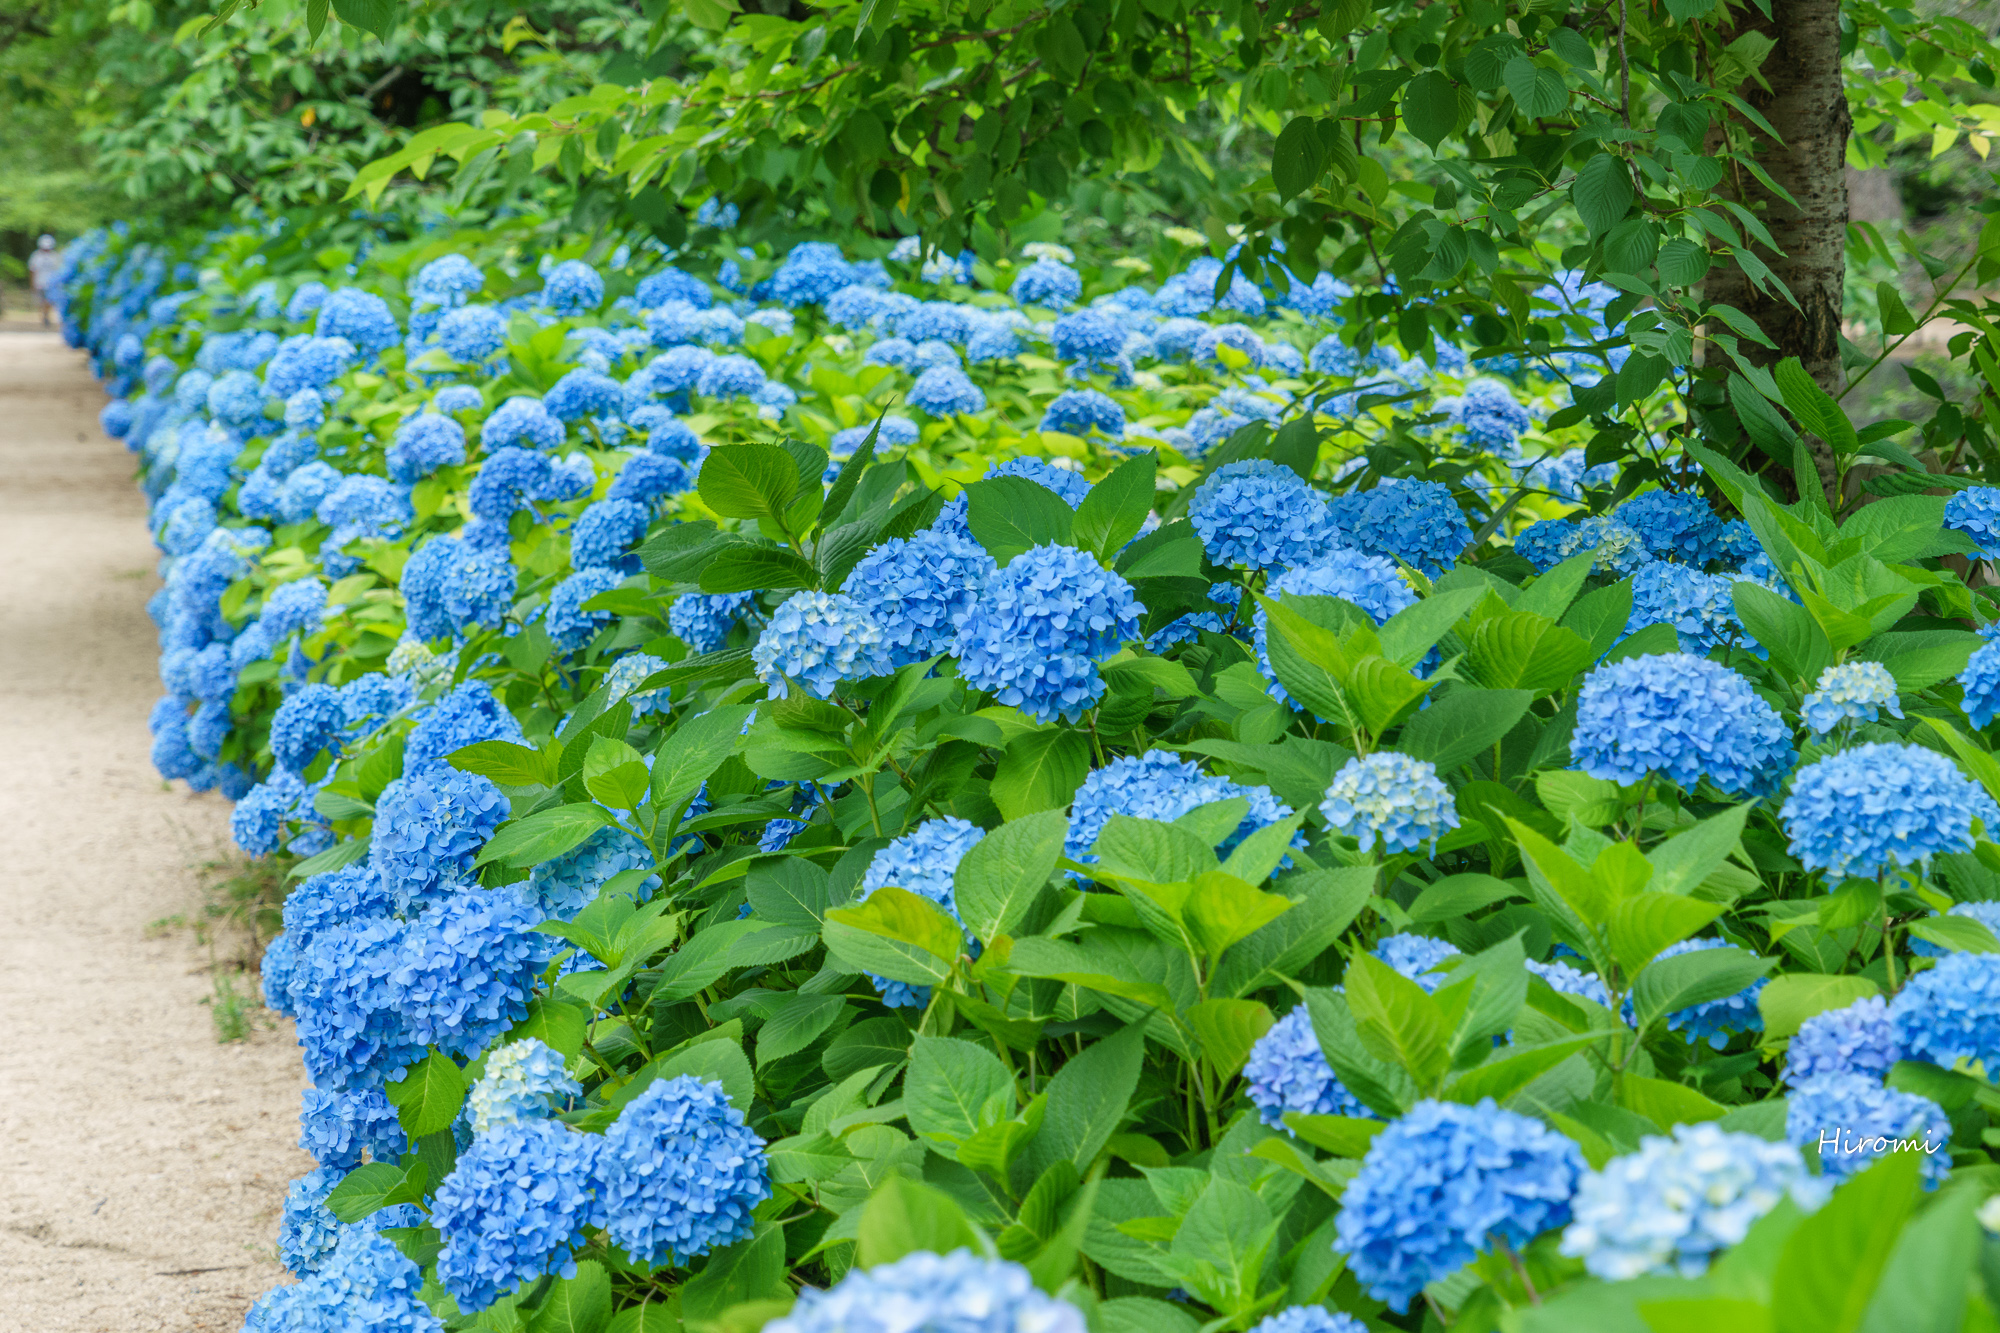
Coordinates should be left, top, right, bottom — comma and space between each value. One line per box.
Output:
0, 327, 309, 1332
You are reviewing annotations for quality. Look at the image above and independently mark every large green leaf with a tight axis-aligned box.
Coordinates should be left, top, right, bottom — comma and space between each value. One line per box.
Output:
1572, 152, 1634, 236
966, 475, 1075, 565
1395, 686, 1532, 772
991, 729, 1090, 820
823, 886, 964, 985
1774, 356, 1860, 456
697, 442, 802, 523
1344, 952, 1450, 1091
952, 809, 1066, 943
1020, 1022, 1146, 1179
1072, 452, 1157, 561
906, 1036, 1017, 1149
1759, 973, 1880, 1043
1772, 1155, 1922, 1333
1631, 945, 1773, 1033
527, 1260, 612, 1333
1465, 613, 1596, 695
384, 1048, 468, 1139
474, 802, 615, 868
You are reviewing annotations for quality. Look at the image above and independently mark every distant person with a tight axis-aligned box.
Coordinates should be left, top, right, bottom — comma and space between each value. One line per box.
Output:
28, 235, 61, 327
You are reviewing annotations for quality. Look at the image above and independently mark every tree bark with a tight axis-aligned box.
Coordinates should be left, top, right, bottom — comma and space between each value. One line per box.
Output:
1702, 0, 1851, 502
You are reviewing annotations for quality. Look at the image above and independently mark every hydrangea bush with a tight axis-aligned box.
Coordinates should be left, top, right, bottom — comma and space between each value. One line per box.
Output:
52, 220, 2000, 1333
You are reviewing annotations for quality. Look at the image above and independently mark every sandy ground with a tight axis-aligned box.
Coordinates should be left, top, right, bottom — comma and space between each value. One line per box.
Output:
0, 327, 312, 1331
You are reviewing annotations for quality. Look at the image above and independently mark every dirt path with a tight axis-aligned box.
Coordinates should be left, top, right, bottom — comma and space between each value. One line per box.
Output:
0, 327, 310, 1332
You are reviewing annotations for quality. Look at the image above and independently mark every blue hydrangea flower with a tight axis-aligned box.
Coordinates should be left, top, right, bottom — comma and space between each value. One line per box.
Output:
1785, 995, 1900, 1084
1440, 379, 1534, 450
1244, 1006, 1370, 1127
608, 452, 694, 507
1252, 552, 1418, 713
1802, 661, 1903, 734
231, 769, 320, 857
1572, 653, 1794, 797
1321, 754, 1459, 855
830, 415, 920, 459
671, 591, 756, 653
541, 259, 604, 313
1626, 562, 1753, 655
570, 498, 650, 571
545, 568, 625, 651
841, 530, 996, 669
1040, 388, 1126, 437
1247, 1308, 1367, 1333
1527, 959, 1613, 1007
1334, 1099, 1585, 1312
602, 652, 672, 717
1327, 479, 1472, 576
1945, 486, 2000, 559
598, 1074, 771, 1264
432, 1118, 605, 1311
856, 817, 987, 1007
1189, 461, 1339, 573
1651, 938, 1766, 1047
545, 368, 624, 422
299, 1087, 408, 1171
637, 267, 715, 309
1781, 742, 1999, 880
315, 289, 401, 358
753, 590, 887, 699
1785, 1072, 1951, 1185
411, 255, 485, 308
953, 544, 1141, 723
695, 353, 767, 399
1515, 515, 1652, 576
1049, 309, 1126, 364
434, 384, 483, 415
1560, 1125, 1828, 1279
1373, 933, 1462, 991
1010, 259, 1083, 309
766, 1251, 1084, 1333
399, 885, 556, 1059
1064, 749, 1295, 865
467, 1039, 583, 1134
270, 683, 347, 774
439, 305, 508, 362
387, 412, 466, 483
526, 825, 660, 921
1890, 950, 2000, 1071
1959, 630, 2000, 728
405, 681, 527, 772
907, 365, 986, 417
279, 1166, 351, 1274
480, 397, 565, 453
245, 1222, 439, 1333
372, 768, 510, 913
1617, 491, 1729, 566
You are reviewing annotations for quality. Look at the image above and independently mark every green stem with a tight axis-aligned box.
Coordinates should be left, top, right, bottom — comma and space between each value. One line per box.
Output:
1882, 895, 1900, 994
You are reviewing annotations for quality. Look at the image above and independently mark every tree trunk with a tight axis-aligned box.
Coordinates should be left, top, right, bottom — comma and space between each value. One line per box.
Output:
1702, 0, 1851, 503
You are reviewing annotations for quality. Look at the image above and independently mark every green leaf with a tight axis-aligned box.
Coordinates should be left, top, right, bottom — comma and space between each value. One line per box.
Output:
756, 992, 849, 1067
1444, 1033, 1606, 1104
1907, 914, 2000, 954
1395, 687, 1532, 772
1621, 1072, 1728, 1128
331, 0, 396, 38
583, 736, 651, 811
1759, 973, 1880, 1043
510, 998, 590, 1060
324, 1161, 426, 1223
1376, 587, 1484, 669
1284, 1113, 1385, 1156
1607, 895, 1723, 978
991, 730, 1090, 820
652, 1034, 755, 1112
1021, 1022, 1146, 1179
288, 833, 371, 880
1856, 1175, 1980, 1333
953, 810, 1066, 943
1572, 153, 1635, 237
1734, 581, 1829, 683
651, 705, 754, 821
1006, 933, 1177, 1010
1632, 945, 1772, 1034
384, 1049, 468, 1139
823, 886, 963, 985
1345, 953, 1450, 1091
1875, 282, 1918, 338
746, 856, 833, 927
1657, 237, 1712, 286
476, 803, 615, 868
965, 476, 1075, 565
1535, 771, 1623, 826
1185, 872, 1293, 959
906, 1036, 1016, 1149
1645, 803, 1755, 896
1774, 356, 1860, 455
1514, 550, 1597, 622
527, 1260, 612, 1333
1409, 873, 1523, 924
1072, 453, 1157, 562
1186, 999, 1273, 1079
605, 1303, 677, 1333
679, 1224, 788, 1320
1400, 71, 1460, 149
698, 442, 801, 523
698, 545, 821, 594
1772, 1154, 1923, 1333
450, 739, 558, 787
1272, 117, 1325, 199
858, 1175, 984, 1267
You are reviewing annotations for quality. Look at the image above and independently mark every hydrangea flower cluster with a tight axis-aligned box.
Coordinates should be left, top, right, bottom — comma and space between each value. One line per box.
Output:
1320, 753, 1459, 855
766, 1251, 1084, 1333
953, 544, 1140, 723
1572, 653, 1794, 797
1253, 551, 1417, 713
856, 817, 987, 1006
1785, 1072, 1951, 1184
596, 1074, 771, 1264
1889, 950, 2000, 1071
1334, 1099, 1585, 1311
753, 590, 889, 699
1785, 995, 1901, 1084
466, 1039, 583, 1134
1560, 1125, 1828, 1279
1244, 1007, 1370, 1127
1958, 630, 2000, 728
431, 1119, 605, 1311
1625, 562, 1753, 655
841, 530, 997, 668
1652, 938, 1766, 1048
1801, 661, 1903, 734
1944, 486, 2000, 559
1780, 742, 1999, 880
1189, 461, 1339, 573
1065, 749, 1296, 865
1247, 1309, 1367, 1333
